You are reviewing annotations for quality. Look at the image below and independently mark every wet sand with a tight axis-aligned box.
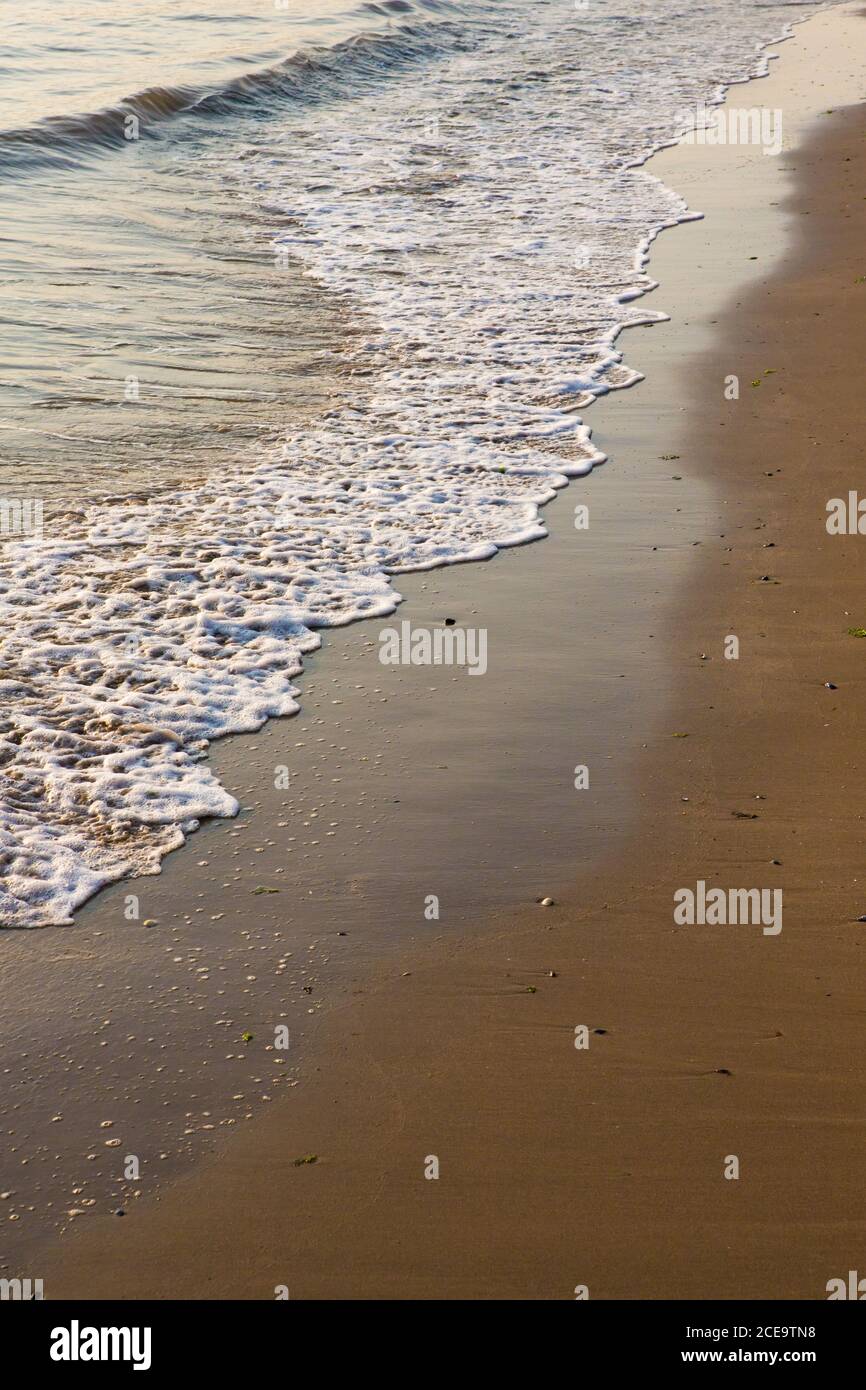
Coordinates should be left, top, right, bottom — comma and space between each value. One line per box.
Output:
6, 2, 866, 1298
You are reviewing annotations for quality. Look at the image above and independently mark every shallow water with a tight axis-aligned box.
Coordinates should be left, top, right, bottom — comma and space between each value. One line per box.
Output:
0, 1, 380, 502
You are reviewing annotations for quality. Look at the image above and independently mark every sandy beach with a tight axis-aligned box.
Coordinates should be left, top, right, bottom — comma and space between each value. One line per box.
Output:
3, 1, 865, 1302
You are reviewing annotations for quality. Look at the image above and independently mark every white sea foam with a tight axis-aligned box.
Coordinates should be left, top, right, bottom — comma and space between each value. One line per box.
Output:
0, 0, 825, 925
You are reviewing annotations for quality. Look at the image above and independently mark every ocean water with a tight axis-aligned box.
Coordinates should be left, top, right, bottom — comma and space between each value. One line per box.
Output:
0, 0, 830, 926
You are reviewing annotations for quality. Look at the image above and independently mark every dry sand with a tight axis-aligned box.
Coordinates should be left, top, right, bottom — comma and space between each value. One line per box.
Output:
7, 2, 866, 1299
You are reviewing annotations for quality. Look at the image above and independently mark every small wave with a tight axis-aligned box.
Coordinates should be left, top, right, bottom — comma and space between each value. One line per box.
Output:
0, 7, 477, 174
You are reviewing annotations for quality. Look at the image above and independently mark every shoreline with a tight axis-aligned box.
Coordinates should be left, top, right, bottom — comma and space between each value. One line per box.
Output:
5, 1, 866, 1297
0, 5, 817, 939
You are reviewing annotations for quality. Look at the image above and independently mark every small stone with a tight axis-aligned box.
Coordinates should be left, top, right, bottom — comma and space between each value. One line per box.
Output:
538, 897, 555, 907
142, 919, 157, 927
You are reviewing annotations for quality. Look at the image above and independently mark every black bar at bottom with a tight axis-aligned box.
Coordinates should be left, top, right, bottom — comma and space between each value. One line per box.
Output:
6, 1298, 861, 1374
